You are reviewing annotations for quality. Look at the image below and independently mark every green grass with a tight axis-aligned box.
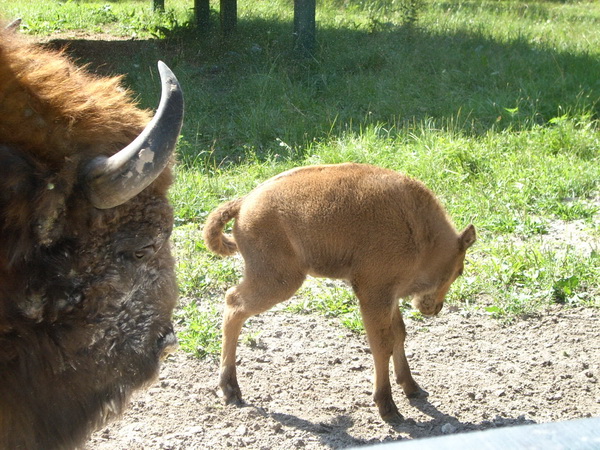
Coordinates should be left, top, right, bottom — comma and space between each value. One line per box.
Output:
3, 0, 598, 356
175, 300, 222, 358
0, 0, 191, 37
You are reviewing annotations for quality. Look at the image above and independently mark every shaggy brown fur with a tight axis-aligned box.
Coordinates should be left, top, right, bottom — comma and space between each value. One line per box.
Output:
0, 29, 179, 448
0, 30, 152, 165
203, 163, 476, 421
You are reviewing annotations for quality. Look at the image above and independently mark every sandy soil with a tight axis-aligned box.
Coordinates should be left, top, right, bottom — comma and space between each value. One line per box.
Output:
88, 303, 599, 449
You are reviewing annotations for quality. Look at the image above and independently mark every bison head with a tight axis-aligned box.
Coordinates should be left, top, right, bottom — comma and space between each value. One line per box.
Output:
0, 32, 184, 449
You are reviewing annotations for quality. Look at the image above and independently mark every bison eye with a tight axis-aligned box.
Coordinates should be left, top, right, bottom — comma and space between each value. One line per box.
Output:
134, 244, 156, 260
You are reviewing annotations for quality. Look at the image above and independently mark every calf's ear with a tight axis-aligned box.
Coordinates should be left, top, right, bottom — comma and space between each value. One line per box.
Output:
459, 224, 476, 251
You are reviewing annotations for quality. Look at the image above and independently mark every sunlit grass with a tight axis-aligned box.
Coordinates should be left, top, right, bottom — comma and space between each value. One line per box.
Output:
0, 0, 192, 37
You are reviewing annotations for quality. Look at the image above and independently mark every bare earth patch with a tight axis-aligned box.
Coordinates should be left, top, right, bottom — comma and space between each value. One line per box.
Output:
89, 305, 599, 449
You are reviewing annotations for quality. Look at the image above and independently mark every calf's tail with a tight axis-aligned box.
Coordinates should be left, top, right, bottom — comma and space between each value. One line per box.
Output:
202, 198, 243, 256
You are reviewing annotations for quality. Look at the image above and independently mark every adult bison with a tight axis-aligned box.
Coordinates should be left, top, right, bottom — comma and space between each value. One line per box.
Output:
0, 28, 184, 448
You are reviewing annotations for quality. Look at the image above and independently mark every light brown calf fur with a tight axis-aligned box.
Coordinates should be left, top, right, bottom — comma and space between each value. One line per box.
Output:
203, 163, 476, 421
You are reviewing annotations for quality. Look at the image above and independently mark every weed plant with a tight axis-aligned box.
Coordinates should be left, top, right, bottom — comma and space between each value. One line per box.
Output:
3, 0, 598, 356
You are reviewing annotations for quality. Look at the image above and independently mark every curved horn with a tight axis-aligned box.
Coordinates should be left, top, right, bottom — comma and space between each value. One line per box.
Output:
82, 61, 184, 209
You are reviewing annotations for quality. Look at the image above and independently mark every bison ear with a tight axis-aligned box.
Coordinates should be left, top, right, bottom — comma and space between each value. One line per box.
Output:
459, 224, 476, 251
0, 146, 75, 265
0, 146, 39, 264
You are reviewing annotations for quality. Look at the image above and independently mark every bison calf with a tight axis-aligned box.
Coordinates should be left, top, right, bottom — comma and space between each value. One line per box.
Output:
203, 163, 476, 421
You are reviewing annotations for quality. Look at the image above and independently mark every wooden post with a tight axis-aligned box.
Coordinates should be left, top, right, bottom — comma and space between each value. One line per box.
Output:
293, 0, 316, 56
220, 0, 237, 35
195, 0, 210, 28
153, 0, 165, 12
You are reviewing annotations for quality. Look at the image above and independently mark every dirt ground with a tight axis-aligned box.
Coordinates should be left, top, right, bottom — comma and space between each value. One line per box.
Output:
87, 303, 599, 449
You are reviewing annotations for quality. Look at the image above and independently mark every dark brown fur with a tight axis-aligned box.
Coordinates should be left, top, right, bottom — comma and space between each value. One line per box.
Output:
203, 163, 476, 421
0, 30, 178, 448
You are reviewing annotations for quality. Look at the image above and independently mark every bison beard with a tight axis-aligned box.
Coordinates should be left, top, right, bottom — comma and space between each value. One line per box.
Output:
0, 28, 183, 448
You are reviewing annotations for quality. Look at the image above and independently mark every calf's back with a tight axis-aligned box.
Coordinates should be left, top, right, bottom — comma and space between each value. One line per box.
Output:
234, 163, 460, 286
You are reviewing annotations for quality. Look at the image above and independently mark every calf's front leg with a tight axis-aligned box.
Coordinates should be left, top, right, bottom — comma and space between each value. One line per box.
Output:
356, 287, 402, 422
391, 306, 426, 398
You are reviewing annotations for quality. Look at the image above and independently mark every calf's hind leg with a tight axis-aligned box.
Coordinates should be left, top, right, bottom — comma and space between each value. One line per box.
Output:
219, 267, 306, 404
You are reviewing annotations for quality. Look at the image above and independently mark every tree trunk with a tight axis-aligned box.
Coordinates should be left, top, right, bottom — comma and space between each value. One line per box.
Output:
153, 0, 165, 12
293, 0, 316, 56
220, 0, 237, 35
195, 0, 210, 28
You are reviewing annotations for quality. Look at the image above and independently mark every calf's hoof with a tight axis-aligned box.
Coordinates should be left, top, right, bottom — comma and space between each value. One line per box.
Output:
220, 383, 243, 405
405, 385, 428, 399
377, 400, 403, 423
381, 411, 404, 424
400, 379, 428, 399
